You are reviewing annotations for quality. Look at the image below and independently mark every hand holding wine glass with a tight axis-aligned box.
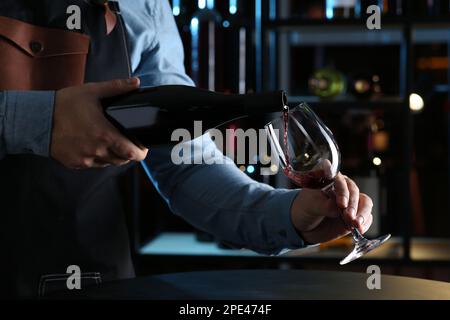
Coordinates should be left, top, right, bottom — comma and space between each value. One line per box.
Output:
290, 172, 374, 244
265, 103, 390, 264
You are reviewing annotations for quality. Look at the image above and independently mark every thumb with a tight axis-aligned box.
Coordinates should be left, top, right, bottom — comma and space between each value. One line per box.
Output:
87, 77, 140, 98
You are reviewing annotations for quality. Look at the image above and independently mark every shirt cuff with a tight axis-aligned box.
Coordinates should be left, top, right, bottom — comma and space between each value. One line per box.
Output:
4, 91, 55, 157
281, 189, 307, 248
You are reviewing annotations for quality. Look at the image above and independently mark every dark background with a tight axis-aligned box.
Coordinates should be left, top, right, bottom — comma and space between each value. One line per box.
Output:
127, 0, 450, 282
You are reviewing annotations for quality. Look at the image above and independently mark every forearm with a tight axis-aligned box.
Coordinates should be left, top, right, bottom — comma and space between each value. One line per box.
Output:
144, 138, 305, 255
169, 164, 304, 254
0, 91, 55, 160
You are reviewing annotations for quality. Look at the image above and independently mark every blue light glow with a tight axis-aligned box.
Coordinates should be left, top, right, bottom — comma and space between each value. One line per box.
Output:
269, 0, 276, 19
255, 0, 262, 91
198, 0, 206, 9
207, 0, 214, 9
191, 17, 199, 29
222, 20, 230, 28
229, 0, 237, 14
326, 0, 334, 19
247, 165, 255, 174
190, 17, 199, 83
172, 0, 180, 16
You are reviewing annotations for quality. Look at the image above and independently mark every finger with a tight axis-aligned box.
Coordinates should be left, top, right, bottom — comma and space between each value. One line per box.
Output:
344, 176, 359, 223
355, 194, 374, 233
360, 213, 373, 234
73, 157, 95, 170
355, 209, 373, 234
96, 150, 131, 167
87, 77, 140, 98
91, 160, 111, 169
108, 131, 148, 161
333, 173, 349, 209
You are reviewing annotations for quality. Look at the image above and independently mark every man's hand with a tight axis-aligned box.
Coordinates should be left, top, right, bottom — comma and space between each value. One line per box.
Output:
290, 173, 373, 244
50, 78, 148, 169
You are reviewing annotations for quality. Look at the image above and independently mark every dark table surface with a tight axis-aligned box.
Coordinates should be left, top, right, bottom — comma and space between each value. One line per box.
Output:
63, 269, 450, 300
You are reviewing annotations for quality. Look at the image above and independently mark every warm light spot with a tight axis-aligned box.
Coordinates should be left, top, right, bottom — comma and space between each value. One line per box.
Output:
409, 93, 424, 112
373, 157, 382, 166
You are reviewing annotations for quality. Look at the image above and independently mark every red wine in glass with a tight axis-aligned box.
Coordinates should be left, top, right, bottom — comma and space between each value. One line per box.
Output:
282, 107, 335, 188
266, 103, 391, 265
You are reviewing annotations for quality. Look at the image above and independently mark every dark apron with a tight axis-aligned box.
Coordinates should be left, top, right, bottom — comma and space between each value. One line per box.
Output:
0, 0, 134, 298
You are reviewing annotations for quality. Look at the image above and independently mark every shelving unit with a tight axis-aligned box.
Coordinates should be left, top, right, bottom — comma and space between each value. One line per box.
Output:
254, 0, 450, 264
131, 2, 449, 277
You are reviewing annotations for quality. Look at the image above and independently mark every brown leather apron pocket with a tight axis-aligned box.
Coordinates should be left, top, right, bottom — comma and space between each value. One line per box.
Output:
0, 16, 90, 90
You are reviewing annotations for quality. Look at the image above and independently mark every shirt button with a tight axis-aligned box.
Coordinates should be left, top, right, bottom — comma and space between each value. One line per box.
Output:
30, 41, 44, 54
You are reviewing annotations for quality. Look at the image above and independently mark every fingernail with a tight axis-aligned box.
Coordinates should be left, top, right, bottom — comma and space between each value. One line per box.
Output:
357, 216, 364, 226
127, 77, 139, 85
338, 196, 348, 207
347, 207, 356, 218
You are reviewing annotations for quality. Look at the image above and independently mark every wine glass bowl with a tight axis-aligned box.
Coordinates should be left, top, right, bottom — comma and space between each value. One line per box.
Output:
265, 103, 391, 265
265, 103, 340, 189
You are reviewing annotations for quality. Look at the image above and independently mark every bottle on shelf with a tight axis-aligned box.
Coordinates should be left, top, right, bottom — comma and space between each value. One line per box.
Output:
308, 68, 347, 99
349, 72, 382, 99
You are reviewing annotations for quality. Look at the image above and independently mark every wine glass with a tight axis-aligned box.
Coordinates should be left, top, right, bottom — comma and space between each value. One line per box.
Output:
265, 102, 391, 265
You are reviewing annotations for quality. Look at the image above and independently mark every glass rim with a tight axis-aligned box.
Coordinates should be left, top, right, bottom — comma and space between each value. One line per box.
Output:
264, 102, 313, 128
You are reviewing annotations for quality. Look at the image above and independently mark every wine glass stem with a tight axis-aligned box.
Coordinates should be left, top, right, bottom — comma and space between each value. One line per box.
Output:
321, 184, 366, 244
351, 227, 365, 243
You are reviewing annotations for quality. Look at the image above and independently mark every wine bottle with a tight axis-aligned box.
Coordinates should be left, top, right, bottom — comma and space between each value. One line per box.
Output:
102, 85, 287, 146
349, 72, 381, 99
308, 68, 346, 99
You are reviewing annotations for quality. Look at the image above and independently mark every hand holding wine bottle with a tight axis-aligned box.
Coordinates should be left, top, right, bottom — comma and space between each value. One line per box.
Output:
51, 77, 148, 169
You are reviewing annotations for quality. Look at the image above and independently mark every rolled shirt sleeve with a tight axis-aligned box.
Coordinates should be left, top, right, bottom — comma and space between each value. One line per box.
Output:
0, 91, 55, 159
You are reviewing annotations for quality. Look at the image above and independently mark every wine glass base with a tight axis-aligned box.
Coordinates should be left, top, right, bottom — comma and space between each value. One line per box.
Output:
339, 234, 391, 265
